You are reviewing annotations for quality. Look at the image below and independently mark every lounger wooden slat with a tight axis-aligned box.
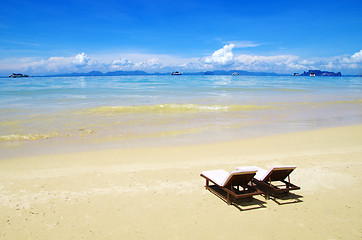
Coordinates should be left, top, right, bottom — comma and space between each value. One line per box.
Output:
200, 168, 263, 205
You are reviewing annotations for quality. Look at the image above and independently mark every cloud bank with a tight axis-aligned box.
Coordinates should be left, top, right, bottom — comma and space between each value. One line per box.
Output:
321, 50, 362, 71
1, 45, 361, 75
193, 44, 310, 72
20, 52, 95, 74
110, 57, 162, 71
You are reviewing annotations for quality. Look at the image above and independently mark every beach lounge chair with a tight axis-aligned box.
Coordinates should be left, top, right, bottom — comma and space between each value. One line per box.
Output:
200, 167, 263, 205
236, 166, 300, 199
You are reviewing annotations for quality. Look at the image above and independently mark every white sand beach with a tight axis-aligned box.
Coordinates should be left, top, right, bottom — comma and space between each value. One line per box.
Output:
1, 124, 361, 239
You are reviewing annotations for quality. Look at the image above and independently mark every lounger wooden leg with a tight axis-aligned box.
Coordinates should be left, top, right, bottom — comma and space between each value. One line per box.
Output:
265, 177, 272, 200
287, 176, 291, 188
227, 192, 231, 205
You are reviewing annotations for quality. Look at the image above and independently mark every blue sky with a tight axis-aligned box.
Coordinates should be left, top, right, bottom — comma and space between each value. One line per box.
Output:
1, 0, 361, 75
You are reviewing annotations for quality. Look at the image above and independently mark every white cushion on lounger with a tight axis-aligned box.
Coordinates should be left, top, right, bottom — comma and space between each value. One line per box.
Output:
254, 168, 269, 181
236, 166, 266, 181
201, 169, 229, 186
201, 167, 259, 187
237, 165, 297, 181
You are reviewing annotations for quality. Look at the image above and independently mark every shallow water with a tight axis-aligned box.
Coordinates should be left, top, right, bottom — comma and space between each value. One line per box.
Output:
0, 75, 361, 156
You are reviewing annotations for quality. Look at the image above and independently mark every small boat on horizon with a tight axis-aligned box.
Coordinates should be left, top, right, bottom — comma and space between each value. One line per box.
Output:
232, 72, 239, 75
171, 71, 182, 75
9, 73, 29, 78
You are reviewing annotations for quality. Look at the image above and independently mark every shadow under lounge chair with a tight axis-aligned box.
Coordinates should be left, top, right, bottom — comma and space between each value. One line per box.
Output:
236, 166, 301, 199
200, 167, 263, 205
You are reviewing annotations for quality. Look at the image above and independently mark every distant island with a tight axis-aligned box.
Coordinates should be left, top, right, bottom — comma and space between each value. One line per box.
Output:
298, 70, 342, 76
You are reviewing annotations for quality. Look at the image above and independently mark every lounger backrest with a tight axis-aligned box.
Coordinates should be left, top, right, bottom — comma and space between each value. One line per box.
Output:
262, 166, 296, 182
223, 171, 257, 187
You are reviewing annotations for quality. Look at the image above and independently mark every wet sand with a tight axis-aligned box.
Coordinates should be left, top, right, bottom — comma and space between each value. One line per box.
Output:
1, 125, 361, 239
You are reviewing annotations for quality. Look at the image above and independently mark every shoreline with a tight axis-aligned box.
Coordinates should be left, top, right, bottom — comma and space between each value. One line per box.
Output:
1, 124, 361, 239
1, 122, 361, 160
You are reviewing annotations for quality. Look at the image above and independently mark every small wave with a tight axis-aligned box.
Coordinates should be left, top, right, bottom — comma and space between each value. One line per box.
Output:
0, 133, 59, 142
0, 121, 19, 127
325, 99, 362, 104
83, 104, 273, 115
299, 99, 362, 107
215, 87, 307, 92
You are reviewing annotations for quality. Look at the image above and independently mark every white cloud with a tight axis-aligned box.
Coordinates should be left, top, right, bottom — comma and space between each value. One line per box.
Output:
111, 58, 135, 70
230, 41, 262, 48
322, 61, 335, 70
321, 50, 362, 71
350, 50, 362, 62
198, 44, 311, 72
234, 54, 312, 72
22, 52, 94, 74
341, 50, 362, 64
135, 58, 162, 69
111, 57, 162, 71
72, 52, 90, 66
203, 44, 235, 65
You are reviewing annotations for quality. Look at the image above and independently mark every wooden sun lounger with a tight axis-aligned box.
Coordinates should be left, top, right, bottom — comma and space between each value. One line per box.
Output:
236, 166, 300, 199
200, 167, 263, 205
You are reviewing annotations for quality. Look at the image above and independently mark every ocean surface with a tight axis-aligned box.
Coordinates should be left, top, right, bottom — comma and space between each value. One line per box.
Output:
0, 75, 361, 157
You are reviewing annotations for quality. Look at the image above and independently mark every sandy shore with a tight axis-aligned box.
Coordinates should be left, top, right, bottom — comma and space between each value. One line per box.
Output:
1, 125, 361, 239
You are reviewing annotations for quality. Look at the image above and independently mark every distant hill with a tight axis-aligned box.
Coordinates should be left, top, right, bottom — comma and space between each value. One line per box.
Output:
36, 70, 284, 77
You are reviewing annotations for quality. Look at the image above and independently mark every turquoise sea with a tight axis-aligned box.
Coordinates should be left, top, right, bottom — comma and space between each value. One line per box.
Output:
0, 75, 361, 156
